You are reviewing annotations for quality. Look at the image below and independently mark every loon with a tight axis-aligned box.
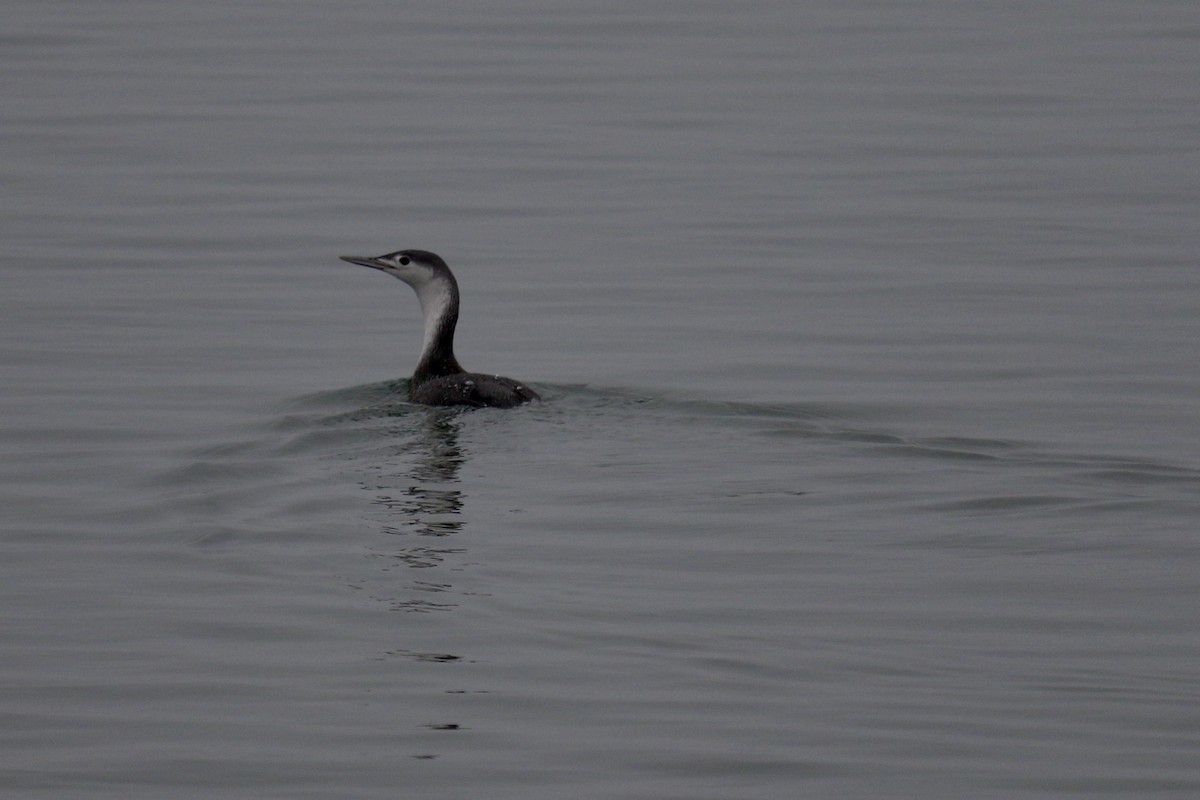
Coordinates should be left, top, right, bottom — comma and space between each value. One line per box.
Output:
339, 249, 539, 408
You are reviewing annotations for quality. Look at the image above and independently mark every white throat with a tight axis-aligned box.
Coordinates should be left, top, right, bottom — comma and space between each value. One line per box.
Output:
410, 277, 455, 358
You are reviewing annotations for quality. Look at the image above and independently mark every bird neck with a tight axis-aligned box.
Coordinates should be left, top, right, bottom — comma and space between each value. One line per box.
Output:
412, 276, 464, 383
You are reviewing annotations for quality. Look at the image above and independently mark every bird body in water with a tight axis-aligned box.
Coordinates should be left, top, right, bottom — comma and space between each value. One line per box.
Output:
339, 249, 539, 409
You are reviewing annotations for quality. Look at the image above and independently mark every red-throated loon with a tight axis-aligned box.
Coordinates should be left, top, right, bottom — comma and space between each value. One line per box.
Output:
338, 249, 539, 408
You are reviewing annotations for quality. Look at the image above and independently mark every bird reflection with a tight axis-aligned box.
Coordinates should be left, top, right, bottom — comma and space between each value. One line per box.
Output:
409, 411, 466, 485
364, 408, 469, 608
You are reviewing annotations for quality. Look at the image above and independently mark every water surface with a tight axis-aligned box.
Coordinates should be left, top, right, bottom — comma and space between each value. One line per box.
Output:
3, 1, 1199, 797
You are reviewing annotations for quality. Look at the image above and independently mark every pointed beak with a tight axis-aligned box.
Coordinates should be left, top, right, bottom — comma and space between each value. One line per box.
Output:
339, 255, 389, 270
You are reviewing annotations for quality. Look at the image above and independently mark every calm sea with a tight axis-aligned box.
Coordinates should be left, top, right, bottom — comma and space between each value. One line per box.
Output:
4, 1, 1199, 797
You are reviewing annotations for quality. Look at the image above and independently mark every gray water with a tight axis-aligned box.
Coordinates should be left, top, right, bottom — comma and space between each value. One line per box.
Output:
4, 1, 1200, 797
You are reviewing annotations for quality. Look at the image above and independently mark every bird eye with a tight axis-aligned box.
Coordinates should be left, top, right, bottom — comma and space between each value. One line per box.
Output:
398, 256, 411, 266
